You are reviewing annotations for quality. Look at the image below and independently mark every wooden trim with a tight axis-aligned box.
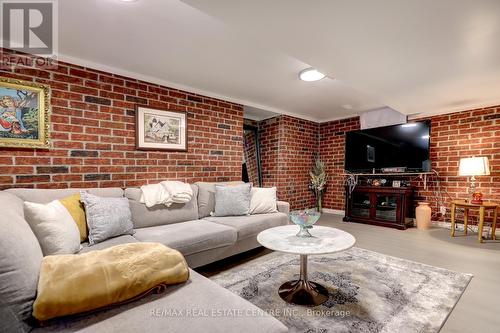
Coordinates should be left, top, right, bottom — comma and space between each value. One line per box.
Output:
243, 124, 262, 187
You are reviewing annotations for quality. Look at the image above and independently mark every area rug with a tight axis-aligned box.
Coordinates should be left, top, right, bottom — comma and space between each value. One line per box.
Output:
211, 247, 472, 333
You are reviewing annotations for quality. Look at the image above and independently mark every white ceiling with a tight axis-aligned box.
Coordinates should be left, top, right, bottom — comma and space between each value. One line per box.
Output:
56, 0, 500, 122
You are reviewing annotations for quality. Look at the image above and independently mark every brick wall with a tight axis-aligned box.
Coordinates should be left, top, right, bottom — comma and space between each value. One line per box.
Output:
319, 117, 360, 210
277, 116, 319, 209
411, 107, 499, 223
0, 49, 243, 189
258, 115, 319, 209
259, 117, 281, 189
319, 106, 499, 225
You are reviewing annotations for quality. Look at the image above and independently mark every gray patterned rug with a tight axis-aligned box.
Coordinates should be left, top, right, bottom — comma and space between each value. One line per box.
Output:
211, 247, 472, 333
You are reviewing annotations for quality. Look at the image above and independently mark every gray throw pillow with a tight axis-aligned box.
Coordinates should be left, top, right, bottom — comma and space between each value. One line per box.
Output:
214, 183, 252, 217
195, 181, 245, 218
80, 192, 134, 245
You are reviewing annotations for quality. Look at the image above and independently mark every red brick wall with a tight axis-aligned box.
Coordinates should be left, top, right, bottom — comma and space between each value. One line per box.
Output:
319, 106, 499, 225
277, 116, 319, 209
258, 115, 319, 209
0, 50, 243, 189
259, 117, 281, 189
319, 117, 360, 210
411, 107, 499, 223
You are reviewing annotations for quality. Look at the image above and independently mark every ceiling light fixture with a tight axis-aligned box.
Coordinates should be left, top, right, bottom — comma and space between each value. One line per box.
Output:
299, 68, 326, 82
402, 123, 417, 128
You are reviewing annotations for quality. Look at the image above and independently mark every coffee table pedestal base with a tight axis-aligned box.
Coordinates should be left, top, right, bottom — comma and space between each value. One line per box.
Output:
278, 279, 329, 306
278, 254, 329, 306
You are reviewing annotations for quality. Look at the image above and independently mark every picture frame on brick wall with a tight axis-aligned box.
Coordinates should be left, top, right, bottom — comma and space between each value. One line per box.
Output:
135, 105, 187, 151
0, 77, 50, 148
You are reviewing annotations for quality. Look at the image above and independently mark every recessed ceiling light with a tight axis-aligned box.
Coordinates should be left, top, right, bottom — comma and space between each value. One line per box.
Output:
402, 123, 417, 128
299, 68, 326, 82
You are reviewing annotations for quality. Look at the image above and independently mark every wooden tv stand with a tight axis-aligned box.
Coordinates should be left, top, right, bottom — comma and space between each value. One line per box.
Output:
343, 186, 414, 229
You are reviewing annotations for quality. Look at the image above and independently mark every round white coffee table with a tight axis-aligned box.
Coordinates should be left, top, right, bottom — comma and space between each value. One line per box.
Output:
257, 225, 356, 306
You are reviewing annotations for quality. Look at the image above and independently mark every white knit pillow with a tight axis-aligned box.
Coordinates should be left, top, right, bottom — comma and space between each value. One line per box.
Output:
24, 200, 81, 256
249, 187, 278, 215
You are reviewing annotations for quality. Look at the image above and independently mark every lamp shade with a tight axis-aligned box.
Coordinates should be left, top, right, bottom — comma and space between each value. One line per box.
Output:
458, 157, 491, 176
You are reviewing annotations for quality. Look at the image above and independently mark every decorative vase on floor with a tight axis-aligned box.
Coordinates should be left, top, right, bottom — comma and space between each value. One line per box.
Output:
415, 202, 432, 230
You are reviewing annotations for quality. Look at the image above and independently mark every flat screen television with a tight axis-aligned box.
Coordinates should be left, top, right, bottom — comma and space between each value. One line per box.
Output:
344, 121, 431, 173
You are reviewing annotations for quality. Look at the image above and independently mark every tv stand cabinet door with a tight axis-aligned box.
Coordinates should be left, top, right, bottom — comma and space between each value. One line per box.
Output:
372, 192, 402, 225
348, 191, 372, 220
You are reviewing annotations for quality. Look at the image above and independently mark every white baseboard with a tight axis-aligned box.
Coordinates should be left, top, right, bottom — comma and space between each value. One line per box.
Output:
322, 208, 345, 215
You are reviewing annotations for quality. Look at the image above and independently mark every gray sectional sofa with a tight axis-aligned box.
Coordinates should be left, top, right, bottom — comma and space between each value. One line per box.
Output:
1, 182, 290, 333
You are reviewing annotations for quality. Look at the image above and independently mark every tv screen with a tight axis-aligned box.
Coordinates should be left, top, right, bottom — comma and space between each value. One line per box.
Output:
345, 121, 431, 173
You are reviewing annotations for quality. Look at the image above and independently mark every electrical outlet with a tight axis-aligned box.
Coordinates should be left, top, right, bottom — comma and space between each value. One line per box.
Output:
440, 206, 446, 215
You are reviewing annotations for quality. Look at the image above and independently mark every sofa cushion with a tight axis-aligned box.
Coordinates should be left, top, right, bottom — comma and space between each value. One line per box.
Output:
79, 235, 139, 254
203, 212, 289, 240
23, 200, 81, 255
195, 181, 244, 218
125, 185, 199, 228
59, 193, 88, 242
276, 200, 290, 214
5, 187, 124, 204
133, 220, 237, 256
80, 192, 134, 245
31, 270, 288, 333
214, 183, 252, 217
0, 192, 43, 333
249, 187, 278, 214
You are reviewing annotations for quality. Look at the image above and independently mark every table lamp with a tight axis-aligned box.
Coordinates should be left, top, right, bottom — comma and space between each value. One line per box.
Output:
458, 156, 491, 204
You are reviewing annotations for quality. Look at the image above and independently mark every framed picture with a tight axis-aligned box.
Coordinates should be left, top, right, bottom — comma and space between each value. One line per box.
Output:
0, 77, 50, 148
135, 105, 187, 151
392, 180, 401, 188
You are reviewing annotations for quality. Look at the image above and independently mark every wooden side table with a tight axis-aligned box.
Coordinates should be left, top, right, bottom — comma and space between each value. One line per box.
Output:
450, 200, 498, 243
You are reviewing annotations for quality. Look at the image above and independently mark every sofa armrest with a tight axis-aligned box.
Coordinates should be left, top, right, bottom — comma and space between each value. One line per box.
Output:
277, 201, 290, 214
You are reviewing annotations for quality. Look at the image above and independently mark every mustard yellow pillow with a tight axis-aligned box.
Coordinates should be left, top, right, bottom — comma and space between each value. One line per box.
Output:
59, 193, 87, 242
32, 243, 189, 321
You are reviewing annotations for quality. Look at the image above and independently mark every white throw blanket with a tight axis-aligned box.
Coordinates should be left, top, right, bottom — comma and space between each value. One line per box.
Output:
140, 181, 193, 208
162, 181, 193, 206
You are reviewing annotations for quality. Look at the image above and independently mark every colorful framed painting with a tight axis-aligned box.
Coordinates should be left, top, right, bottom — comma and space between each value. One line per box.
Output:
135, 105, 187, 151
0, 77, 50, 148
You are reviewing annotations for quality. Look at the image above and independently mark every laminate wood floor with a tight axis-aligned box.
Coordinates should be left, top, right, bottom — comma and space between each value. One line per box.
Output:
196, 213, 500, 333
